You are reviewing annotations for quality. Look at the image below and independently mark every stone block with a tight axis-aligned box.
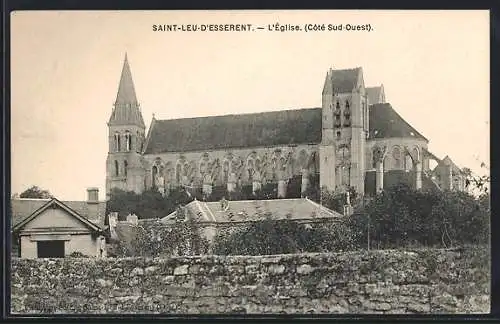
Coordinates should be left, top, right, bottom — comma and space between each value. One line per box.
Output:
174, 264, 189, 276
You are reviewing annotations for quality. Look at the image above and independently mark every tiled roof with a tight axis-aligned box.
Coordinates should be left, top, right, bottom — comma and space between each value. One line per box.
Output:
366, 86, 385, 105
323, 68, 361, 94
143, 108, 323, 154
368, 103, 428, 142
145, 102, 427, 154
161, 198, 343, 223
11, 198, 107, 229
422, 148, 440, 161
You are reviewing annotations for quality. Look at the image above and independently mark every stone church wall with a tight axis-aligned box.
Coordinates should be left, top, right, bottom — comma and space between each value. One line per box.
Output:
11, 246, 489, 314
366, 138, 428, 172
143, 143, 320, 190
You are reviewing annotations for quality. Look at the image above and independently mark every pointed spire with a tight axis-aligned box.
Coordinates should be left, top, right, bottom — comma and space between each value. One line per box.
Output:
108, 54, 145, 128
115, 53, 138, 106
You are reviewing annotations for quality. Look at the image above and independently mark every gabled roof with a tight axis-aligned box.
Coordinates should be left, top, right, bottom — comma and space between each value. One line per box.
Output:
143, 108, 323, 154
11, 198, 106, 229
368, 103, 428, 142
108, 54, 145, 128
438, 155, 464, 174
323, 67, 361, 95
160, 198, 343, 224
422, 148, 440, 161
144, 101, 428, 154
366, 85, 385, 105
12, 198, 104, 233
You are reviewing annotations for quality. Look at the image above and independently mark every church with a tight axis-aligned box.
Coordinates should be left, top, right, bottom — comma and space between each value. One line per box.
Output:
105, 55, 467, 200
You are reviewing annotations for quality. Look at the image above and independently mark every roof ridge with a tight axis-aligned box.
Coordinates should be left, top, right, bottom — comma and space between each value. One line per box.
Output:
200, 201, 217, 222
12, 198, 103, 233
205, 198, 309, 204
154, 107, 321, 122
13, 198, 51, 201
305, 198, 343, 217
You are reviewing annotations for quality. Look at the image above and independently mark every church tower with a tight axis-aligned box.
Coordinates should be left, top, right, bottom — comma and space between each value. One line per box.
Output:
319, 68, 337, 192
105, 54, 146, 198
320, 67, 368, 195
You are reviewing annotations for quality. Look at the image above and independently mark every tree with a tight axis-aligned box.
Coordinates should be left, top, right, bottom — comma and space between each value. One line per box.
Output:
106, 187, 194, 220
19, 186, 53, 199
463, 162, 490, 196
212, 200, 358, 256
110, 207, 210, 257
352, 183, 490, 249
320, 187, 357, 214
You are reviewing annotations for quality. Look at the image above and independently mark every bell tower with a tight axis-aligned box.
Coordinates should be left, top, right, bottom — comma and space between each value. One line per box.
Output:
105, 54, 146, 198
320, 67, 368, 195
319, 68, 337, 192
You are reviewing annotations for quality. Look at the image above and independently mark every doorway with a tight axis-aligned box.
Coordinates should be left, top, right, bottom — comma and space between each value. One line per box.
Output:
37, 240, 65, 258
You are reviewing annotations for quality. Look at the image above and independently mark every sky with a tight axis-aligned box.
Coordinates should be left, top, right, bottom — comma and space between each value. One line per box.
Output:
11, 10, 490, 201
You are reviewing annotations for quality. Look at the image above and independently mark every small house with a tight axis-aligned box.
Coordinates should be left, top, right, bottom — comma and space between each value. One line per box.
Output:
11, 188, 107, 258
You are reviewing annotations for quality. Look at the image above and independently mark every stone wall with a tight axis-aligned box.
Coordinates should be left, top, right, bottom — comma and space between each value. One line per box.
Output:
11, 246, 489, 314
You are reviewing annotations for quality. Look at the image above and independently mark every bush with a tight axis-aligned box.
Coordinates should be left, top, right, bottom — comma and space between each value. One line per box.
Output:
212, 183, 490, 255
68, 251, 89, 258
352, 183, 490, 249
212, 218, 358, 256
111, 209, 210, 258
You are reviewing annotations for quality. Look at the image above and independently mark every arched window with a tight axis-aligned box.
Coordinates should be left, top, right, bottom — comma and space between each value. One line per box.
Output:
200, 161, 207, 175
114, 160, 119, 177
412, 147, 420, 163
334, 114, 341, 128
271, 157, 278, 180
176, 164, 182, 184
334, 100, 342, 128
124, 131, 131, 152
362, 102, 366, 130
405, 154, 413, 171
280, 157, 287, 171
114, 132, 120, 152
152, 166, 158, 187
298, 150, 308, 170
223, 160, 230, 183
372, 151, 378, 169
124, 160, 128, 176
247, 159, 255, 181
343, 100, 351, 127
393, 147, 402, 169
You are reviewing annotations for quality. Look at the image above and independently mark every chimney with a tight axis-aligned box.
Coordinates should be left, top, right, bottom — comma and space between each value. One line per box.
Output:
87, 187, 99, 204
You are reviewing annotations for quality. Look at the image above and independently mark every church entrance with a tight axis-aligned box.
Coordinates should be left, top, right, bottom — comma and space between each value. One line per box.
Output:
37, 240, 65, 258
